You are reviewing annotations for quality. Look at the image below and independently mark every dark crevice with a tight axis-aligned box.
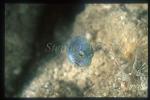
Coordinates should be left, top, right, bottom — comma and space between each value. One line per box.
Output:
7, 4, 85, 97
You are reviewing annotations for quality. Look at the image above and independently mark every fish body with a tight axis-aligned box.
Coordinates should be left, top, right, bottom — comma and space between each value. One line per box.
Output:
67, 36, 94, 67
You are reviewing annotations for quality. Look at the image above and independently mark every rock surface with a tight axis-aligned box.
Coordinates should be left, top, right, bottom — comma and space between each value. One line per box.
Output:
5, 4, 148, 97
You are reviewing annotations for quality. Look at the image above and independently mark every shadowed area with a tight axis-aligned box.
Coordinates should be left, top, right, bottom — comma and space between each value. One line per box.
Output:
5, 4, 85, 97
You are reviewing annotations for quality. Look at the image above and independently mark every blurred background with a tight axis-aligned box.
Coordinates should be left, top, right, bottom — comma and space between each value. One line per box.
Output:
5, 4, 148, 97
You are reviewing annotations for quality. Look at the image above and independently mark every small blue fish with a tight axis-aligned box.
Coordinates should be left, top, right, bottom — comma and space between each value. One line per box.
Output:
67, 36, 94, 67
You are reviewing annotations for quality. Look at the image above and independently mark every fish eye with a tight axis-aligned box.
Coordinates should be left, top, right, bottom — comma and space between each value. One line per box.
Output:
79, 51, 84, 58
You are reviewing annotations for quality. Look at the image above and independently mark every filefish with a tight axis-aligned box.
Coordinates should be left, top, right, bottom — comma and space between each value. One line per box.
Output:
67, 36, 94, 67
